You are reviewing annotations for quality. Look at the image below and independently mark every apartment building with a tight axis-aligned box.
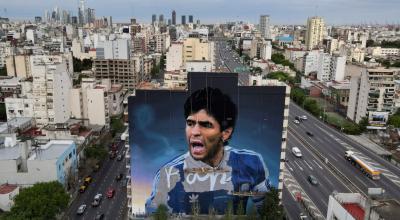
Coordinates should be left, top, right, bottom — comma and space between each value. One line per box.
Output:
6, 54, 32, 78
0, 42, 11, 68
347, 68, 399, 123
154, 33, 170, 53
96, 38, 130, 59
5, 55, 72, 126
93, 56, 143, 90
70, 78, 124, 127
166, 42, 183, 71
305, 16, 325, 50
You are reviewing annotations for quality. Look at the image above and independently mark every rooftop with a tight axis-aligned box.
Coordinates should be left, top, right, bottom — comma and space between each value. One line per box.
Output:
0, 145, 20, 160
373, 199, 400, 220
28, 140, 74, 161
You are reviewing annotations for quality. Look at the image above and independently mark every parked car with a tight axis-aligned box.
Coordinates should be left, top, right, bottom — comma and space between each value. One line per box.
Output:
76, 204, 87, 215
308, 175, 319, 185
117, 154, 123, 161
292, 147, 302, 158
293, 119, 300, 124
106, 188, 115, 198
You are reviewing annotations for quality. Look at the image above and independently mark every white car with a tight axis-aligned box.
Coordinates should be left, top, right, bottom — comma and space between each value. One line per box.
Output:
77, 204, 87, 215
300, 115, 308, 120
293, 119, 300, 124
292, 147, 302, 158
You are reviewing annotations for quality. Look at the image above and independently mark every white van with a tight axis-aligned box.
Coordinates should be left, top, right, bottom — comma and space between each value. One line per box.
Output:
292, 147, 302, 158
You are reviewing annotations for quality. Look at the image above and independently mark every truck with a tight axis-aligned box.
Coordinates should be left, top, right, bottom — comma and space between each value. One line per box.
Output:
344, 150, 381, 180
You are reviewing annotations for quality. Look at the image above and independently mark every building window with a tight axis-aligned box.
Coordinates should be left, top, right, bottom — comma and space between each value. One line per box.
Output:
69, 153, 72, 159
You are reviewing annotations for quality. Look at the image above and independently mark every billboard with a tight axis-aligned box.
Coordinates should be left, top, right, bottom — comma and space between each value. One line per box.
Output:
129, 72, 286, 216
367, 111, 389, 130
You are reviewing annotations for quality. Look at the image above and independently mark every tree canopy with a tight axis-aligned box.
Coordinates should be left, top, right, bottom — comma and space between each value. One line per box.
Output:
2, 181, 69, 220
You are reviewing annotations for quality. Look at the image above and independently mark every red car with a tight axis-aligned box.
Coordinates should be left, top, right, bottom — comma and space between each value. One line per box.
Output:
106, 188, 115, 198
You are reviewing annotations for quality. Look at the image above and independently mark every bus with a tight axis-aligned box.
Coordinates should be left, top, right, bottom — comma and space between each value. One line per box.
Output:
344, 151, 381, 180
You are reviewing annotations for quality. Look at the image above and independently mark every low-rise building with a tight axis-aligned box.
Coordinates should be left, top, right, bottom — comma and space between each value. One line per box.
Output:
0, 137, 77, 187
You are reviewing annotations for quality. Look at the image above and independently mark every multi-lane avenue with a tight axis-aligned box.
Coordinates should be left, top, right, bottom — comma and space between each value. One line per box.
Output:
213, 37, 400, 218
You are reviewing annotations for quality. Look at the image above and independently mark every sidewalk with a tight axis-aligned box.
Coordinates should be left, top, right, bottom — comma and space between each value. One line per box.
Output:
347, 134, 392, 157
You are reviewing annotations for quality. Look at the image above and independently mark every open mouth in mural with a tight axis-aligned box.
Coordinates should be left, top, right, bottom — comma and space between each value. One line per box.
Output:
190, 140, 206, 156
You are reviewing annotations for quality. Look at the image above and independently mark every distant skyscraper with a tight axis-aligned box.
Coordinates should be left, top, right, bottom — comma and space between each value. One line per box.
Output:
159, 14, 164, 24
181, 15, 186, 25
172, 10, 176, 25
152, 14, 156, 25
196, 20, 200, 25
188, 15, 193, 23
35, 16, 42, 23
168, 19, 171, 26
259, 15, 270, 39
305, 16, 325, 50
78, 0, 86, 25
131, 18, 136, 24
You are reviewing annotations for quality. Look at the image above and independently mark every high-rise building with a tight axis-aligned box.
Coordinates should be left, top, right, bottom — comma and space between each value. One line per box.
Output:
152, 14, 156, 25
159, 14, 164, 24
188, 15, 193, 23
172, 10, 176, 25
78, 0, 86, 25
305, 16, 325, 50
181, 15, 186, 25
168, 19, 171, 26
259, 15, 270, 39
347, 68, 399, 123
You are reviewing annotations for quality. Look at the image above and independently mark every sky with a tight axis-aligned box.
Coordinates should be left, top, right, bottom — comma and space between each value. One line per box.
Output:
0, 0, 399, 25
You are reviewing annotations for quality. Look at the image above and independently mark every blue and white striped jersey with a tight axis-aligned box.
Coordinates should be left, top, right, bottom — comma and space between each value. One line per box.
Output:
145, 146, 271, 215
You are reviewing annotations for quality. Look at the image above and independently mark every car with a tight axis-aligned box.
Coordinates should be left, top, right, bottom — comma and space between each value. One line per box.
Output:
117, 154, 123, 161
292, 147, 302, 158
308, 175, 318, 185
84, 176, 92, 185
94, 213, 105, 220
116, 173, 123, 181
293, 119, 300, 124
79, 185, 87, 193
92, 193, 103, 207
76, 204, 87, 215
300, 115, 308, 120
106, 188, 115, 198
306, 131, 314, 137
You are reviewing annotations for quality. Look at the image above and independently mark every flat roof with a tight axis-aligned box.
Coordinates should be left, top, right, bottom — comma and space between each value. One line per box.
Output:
29, 140, 74, 160
0, 145, 20, 160
373, 200, 400, 220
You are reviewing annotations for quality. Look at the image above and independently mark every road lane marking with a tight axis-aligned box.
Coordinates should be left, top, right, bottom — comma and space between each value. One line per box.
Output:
294, 161, 304, 171
304, 160, 314, 170
312, 160, 323, 170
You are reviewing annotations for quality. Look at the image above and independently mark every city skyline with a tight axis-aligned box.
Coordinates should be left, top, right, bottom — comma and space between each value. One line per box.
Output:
0, 0, 399, 25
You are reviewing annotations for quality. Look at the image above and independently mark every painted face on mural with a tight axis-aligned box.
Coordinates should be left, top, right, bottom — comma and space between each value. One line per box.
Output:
185, 109, 232, 167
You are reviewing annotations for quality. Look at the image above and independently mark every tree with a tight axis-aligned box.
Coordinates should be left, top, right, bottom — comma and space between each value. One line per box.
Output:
303, 98, 321, 116
388, 115, 400, 128
358, 117, 369, 132
3, 181, 69, 220
153, 204, 168, 220
84, 145, 108, 160
260, 187, 284, 220
342, 121, 361, 135
0, 103, 7, 121
290, 87, 306, 105
73, 57, 93, 72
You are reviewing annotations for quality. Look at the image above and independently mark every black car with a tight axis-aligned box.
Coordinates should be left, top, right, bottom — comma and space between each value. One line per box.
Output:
306, 131, 314, 137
